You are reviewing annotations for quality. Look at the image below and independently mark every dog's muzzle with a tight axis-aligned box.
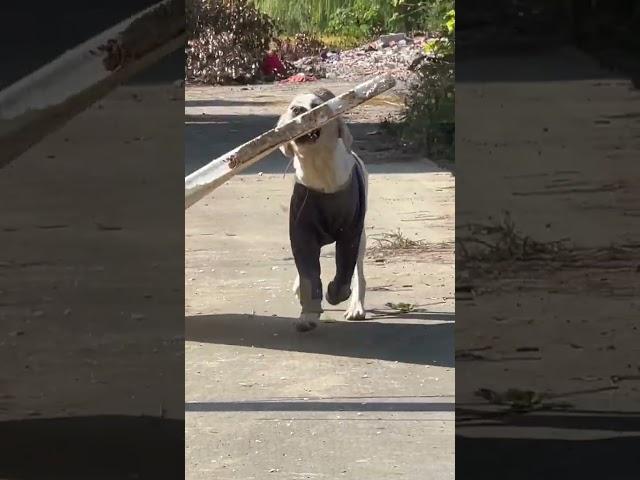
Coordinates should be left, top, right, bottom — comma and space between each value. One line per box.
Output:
291, 105, 321, 144
296, 128, 321, 144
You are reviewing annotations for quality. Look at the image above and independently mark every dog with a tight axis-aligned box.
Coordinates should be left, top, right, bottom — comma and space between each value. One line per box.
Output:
277, 88, 368, 332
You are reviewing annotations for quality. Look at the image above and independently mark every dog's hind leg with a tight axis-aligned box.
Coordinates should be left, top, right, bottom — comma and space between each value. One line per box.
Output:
344, 231, 366, 320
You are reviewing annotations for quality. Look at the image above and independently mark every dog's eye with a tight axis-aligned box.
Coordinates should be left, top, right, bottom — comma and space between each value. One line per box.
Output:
291, 106, 307, 116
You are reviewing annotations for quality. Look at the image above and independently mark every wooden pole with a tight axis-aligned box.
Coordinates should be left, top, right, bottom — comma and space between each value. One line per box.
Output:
0, 0, 185, 169
184, 74, 396, 209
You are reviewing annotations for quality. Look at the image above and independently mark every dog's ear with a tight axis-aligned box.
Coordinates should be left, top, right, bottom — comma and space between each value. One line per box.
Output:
338, 118, 353, 151
312, 88, 335, 103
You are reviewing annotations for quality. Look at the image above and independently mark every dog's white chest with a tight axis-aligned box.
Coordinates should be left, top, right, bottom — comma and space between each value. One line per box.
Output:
294, 140, 354, 193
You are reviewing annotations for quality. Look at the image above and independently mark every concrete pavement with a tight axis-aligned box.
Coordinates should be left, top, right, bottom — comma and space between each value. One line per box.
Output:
185, 80, 455, 479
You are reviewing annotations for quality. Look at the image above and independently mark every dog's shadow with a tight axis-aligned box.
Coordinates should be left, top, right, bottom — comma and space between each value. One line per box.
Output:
186, 312, 454, 367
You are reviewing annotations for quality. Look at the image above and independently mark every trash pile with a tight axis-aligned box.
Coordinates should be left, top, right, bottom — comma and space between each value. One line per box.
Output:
186, 0, 275, 84
292, 33, 428, 83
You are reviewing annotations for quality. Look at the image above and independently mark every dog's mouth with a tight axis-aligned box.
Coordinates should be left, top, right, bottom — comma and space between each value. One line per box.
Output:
290, 105, 321, 144
296, 128, 321, 144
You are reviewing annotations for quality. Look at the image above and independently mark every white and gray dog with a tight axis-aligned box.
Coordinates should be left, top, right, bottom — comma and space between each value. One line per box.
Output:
277, 88, 368, 332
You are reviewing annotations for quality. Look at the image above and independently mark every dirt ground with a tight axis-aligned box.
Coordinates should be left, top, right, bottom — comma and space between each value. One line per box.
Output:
185, 81, 455, 479
1, 84, 185, 422
456, 46, 640, 441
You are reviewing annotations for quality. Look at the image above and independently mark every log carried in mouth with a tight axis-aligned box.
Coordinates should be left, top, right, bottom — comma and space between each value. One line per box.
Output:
184, 73, 396, 210
0, 0, 185, 169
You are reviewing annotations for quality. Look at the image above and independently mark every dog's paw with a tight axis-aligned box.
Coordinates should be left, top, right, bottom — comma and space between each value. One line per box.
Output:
326, 281, 351, 306
344, 302, 366, 320
295, 312, 319, 332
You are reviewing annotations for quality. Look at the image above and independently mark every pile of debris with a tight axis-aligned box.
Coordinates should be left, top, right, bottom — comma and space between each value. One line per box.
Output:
292, 33, 428, 83
275, 33, 326, 63
186, 0, 275, 84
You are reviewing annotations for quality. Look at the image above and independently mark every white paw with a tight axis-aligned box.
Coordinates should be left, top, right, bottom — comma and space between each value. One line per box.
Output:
295, 312, 320, 332
344, 302, 366, 320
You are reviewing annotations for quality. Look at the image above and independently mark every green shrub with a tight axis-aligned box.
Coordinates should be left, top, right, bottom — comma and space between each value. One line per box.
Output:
254, 0, 435, 38
400, 6, 454, 162
252, 0, 357, 34
326, 1, 386, 40
402, 58, 454, 161
387, 0, 452, 33
252, 0, 454, 36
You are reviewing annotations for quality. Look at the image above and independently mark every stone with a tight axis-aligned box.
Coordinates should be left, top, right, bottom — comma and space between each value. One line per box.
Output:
379, 32, 408, 47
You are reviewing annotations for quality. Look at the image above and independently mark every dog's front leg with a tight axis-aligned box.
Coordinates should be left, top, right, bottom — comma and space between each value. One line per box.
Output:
345, 231, 366, 320
291, 236, 323, 332
292, 273, 300, 299
295, 274, 323, 331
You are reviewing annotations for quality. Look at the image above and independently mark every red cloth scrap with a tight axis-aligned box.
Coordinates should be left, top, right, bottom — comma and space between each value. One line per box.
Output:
261, 52, 286, 76
279, 73, 317, 83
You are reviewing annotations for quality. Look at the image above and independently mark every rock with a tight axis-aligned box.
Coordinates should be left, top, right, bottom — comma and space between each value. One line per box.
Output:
379, 32, 408, 47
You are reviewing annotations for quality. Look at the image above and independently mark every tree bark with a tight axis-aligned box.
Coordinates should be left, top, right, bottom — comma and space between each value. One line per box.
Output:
0, 0, 185, 169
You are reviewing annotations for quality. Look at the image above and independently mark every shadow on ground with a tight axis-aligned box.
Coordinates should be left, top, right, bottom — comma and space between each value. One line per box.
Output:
368, 310, 455, 321
186, 313, 454, 367
456, 45, 624, 83
457, 436, 640, 479
186, 99, 276, 108
458, 409, 640, 432
185, 400, 453, 413
0, 415, 182, 479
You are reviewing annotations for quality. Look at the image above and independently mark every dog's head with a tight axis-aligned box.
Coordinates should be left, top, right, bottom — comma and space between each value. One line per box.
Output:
277, 88, 353, 158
